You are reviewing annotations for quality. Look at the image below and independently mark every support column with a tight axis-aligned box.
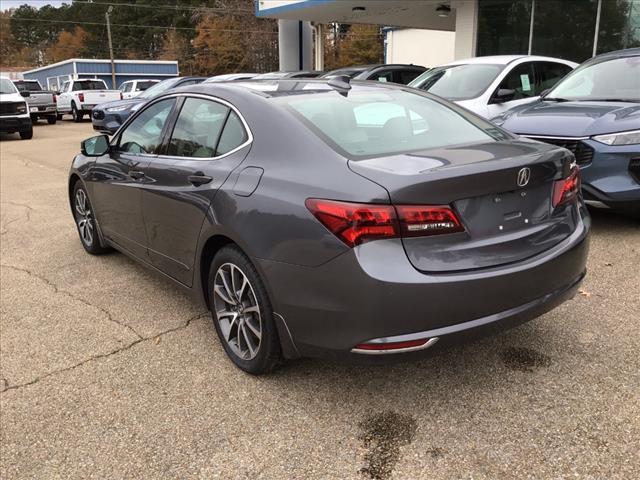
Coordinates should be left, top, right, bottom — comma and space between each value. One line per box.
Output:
278, 19, 313, 71
451, 0, 478, 60
314, 23, 324, 72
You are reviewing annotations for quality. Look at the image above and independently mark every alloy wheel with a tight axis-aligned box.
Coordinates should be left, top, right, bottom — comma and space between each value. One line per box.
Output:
75, 188, 94, 246
212, 262, 262, 360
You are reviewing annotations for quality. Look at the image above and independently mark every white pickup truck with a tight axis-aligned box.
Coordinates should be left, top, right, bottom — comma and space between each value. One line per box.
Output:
57, 79, 122, 122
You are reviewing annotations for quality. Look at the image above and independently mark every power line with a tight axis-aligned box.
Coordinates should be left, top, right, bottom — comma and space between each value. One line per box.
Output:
69, 0, 254, 14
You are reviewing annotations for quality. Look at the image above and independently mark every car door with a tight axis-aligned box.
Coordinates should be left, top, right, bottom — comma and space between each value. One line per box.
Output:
58, 81, 72, 112
140, 95, 252, 286
89, 97, 177, 259
486, 61, 537, 118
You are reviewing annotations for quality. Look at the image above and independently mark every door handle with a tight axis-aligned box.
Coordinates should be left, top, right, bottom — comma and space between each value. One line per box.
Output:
188, 172, 213, 186
129, 170, 145, 180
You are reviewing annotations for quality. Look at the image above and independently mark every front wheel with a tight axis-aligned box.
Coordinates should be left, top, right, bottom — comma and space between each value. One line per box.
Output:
19, 127, 33, 140
209, 246, 282, 374
72, 103, 83, 122
72, 183, 111, 254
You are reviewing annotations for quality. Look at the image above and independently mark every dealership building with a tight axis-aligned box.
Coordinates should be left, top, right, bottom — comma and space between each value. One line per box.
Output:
257, 0, 640, 69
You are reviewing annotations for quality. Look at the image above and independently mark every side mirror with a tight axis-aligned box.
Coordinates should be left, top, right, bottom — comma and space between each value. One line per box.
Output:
81, 135, 110, 157
20, 91, 31, 98
491, 88, 516, 104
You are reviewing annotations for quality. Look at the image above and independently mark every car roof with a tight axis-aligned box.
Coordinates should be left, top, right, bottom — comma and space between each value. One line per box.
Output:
445, 55, 576, 66
181, 78, 414, 100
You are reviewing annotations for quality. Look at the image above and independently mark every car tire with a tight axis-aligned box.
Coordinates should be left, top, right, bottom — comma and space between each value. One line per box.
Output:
208, 245, 282, 375
47, 115, 57, 125
30, 114, 38, 123
19, 127, 33, 140
72, 182, 111, 255
72, 103, 83, 122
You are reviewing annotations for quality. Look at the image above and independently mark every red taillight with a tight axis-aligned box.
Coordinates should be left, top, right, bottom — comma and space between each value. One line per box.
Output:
78, 93, 85, 102
552, 165, 580, 207
305, 199, 464, 248
305, 199, 398, 247
396, 205, 464, 237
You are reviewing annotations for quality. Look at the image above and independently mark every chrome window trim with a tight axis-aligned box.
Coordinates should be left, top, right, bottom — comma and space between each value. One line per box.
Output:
156, 92, 253, 162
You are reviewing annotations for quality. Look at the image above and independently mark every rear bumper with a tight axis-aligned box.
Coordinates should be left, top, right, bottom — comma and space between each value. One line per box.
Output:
579, 140, 640, 214
0, 115, 31, 133
256, 204, 590, 361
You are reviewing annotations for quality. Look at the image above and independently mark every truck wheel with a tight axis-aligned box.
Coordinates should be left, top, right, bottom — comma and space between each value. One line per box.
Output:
47, 115, 57, 125
72, 103, 83, 122
19, 127, 33, 140
30, 114, 38, 123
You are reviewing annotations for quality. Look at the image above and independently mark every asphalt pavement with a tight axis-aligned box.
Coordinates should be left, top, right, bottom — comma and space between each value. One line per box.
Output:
1, 120, 639, 479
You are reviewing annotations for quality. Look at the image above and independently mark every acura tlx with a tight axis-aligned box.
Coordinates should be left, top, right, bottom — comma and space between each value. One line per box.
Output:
69, 78, 590, 374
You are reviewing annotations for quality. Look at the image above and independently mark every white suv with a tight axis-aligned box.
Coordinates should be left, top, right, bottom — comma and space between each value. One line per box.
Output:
119, 79, 160, 99
0, 76, 32, 139
409, 55, 577, 119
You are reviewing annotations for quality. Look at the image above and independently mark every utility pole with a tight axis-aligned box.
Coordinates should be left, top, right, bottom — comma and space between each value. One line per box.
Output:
105, 6, 116, 88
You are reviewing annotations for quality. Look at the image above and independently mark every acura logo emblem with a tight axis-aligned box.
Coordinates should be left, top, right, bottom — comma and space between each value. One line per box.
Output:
517, 167, 531, 187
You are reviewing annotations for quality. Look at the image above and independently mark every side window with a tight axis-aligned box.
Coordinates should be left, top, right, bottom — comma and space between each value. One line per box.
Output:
496, 62, 536, 101
177, 80, 198, 87
216, 111, 249, 155
369, 70, 394, 83
117, 98, 175, 155
167, 98, 229, 158
535, 62, 573, 95
394, 69, 423, 85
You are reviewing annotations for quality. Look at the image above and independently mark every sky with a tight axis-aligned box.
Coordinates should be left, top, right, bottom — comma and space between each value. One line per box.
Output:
1, 0, 67, 11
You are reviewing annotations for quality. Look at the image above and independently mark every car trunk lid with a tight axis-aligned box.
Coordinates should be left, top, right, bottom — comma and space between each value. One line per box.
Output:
348, 139, 578, 272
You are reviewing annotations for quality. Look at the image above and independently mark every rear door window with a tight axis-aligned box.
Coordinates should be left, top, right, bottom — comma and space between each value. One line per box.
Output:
535, 62, 573, 95
394, 69, 424, 85
167, 98, 229, 158
369, 69, 395, 83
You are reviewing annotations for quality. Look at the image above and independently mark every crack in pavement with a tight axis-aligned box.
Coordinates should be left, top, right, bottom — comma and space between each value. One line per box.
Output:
0, 311, 209, 393
1, 263, 144, 340
0, 201, 34, 235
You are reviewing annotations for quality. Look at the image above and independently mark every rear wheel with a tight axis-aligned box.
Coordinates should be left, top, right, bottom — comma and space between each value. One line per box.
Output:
72, 103, 83, 122
72, 182, 110, 255
208, 246, 281, 374
19, 127, 33, 140
47, 115, 57, 125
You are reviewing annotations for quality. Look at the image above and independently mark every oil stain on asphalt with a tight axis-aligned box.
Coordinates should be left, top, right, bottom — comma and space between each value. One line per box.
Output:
358, 410, 417, 480
500, 346, 551, 372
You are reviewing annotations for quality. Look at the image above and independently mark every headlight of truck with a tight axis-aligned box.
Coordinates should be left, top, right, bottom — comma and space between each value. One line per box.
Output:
592, 129, 640, 146
106, 106, 130, 113
16, 102, 27, 114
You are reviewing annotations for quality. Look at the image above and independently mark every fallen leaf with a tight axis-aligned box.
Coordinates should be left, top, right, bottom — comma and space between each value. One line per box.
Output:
605, 262, 613, 267
154, 337, 161, 345
579, 289, 591, 298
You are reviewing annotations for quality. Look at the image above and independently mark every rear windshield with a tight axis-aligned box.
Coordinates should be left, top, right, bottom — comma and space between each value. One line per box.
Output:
73, 80, 107, 91
15, 81, 42, 92
279, 88, 508, 157
136, 80, 158, 91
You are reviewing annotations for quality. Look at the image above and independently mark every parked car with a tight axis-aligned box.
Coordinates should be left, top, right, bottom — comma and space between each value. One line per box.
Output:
70, 78, 590, 374
492, 48, 640, 216
322, 64, 427, 84
0, 76, 32, 139
92, 76, 206, 135
252, 71, 324, 79
409, 56, 577, 118
13, 79, 57, 124
205, 73, 258, 82
118, 79, 160, 99
57, 79, 122, 122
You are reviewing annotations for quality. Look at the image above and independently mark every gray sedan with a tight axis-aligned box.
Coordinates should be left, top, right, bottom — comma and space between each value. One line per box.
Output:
68, 79, 590, 374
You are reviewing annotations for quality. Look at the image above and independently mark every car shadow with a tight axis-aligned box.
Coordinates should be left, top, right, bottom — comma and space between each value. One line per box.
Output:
587, 207, 639, 231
